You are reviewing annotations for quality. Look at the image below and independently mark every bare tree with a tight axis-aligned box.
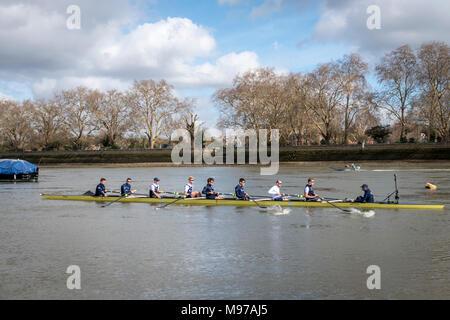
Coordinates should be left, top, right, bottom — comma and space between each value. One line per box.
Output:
32, 99, 66, 149
184, 112, 199, 140
176, 98, 200, 149
128, 80, 179, 149
92, 90, 131, 147
304, 64, 343, 144
334, 54, 369, 143
0, 100, 34, 150
1, 41, 447, 150
417, 41, 449, 142
214, 68, 284, 132
375, 45, 419, 142
353, 107, 381, 143
279, 73, 317, 145
57, 87, 98, 149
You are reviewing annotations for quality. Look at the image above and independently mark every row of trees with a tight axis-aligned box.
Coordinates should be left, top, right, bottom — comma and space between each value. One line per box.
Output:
0, 80, 199, 150
0, 41, 448, 151
215, 41, 449, 144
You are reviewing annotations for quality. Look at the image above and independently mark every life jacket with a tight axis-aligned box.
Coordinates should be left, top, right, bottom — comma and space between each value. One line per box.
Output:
364, 189, 374, 203
121, 183, 131, 196
149, 183, 159, 198
235, 185, 245, 199
185, 183, 193, 195
305, 184, 315, 197
202, 184, 216, 200
95, 183, 106, 197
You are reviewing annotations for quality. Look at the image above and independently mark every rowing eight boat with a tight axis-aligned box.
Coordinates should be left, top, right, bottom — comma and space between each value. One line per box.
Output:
40, 194, 445, 210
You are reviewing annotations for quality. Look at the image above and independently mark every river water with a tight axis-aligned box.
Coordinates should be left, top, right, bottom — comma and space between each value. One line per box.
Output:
0, 163, 449, 299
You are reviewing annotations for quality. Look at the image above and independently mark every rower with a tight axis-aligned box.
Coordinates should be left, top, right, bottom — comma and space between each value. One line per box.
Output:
149, 177, 161, 199
95, 178, 108, 197
268, 180, 286, 201
121, 178, 136, 197
202, 177, 224, 200
354, 184, 374, 203
304, 178, 321, 202
235, 178, 249, 200
184, 176, 202, 198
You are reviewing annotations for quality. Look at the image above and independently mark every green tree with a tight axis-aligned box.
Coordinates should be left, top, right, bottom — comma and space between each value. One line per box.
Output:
365, 125, 391, 143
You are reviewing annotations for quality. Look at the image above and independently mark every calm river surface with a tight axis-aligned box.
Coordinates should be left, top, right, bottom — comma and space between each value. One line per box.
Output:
1, 163, 449, 299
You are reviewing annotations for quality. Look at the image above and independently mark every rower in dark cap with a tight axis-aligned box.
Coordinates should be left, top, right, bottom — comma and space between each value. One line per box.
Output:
354, 184, 374, 203
150, 177, 161, 199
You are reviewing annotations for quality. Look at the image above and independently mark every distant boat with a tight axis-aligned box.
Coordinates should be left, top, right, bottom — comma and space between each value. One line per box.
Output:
0, 159, 39, 182
330, 164, 361, 172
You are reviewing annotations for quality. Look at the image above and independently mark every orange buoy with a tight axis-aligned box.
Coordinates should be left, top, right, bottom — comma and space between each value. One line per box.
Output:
426, 183, 437, 190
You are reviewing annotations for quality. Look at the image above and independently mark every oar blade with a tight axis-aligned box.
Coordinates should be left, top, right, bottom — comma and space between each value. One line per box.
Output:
155, 197, 182, 210
101, 195, 125, 208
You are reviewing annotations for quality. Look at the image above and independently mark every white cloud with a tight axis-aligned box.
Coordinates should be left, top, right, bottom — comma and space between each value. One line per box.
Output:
31, 77, 132, 98
172, 51, 259, 88
312, 0, 450, 56
217, 0, 449, 58
92, 18, 217, 78
0, 2, 260, 99
0, 92, 15, 101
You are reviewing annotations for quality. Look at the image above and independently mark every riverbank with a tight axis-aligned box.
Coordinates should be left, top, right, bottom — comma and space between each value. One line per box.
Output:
1, 144, 449, 165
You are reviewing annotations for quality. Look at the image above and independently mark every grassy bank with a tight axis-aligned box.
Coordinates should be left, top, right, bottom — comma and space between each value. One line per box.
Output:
1, 144, 449, 165
278, 144, 450, 161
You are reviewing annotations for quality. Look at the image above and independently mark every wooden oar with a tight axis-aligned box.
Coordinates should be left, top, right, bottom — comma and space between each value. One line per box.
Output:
101, 195, 126, 208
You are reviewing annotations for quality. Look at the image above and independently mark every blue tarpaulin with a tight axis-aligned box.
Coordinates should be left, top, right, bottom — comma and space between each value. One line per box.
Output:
0, 159, 39, 175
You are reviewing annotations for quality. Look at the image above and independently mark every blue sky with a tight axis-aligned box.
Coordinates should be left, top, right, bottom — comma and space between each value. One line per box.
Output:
138, 0, 351, 124
149, 0, 348, 73
0, 0, 449, 127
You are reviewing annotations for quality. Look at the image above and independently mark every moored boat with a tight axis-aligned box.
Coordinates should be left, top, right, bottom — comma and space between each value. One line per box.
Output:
40, 194, 445, 210
0, 159, 39, 182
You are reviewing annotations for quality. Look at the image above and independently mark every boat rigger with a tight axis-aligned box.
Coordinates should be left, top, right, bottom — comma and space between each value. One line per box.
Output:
40, 194, 445, 210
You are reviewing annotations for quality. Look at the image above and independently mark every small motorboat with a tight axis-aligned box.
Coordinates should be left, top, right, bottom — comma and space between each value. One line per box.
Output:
330, 163, 361, 172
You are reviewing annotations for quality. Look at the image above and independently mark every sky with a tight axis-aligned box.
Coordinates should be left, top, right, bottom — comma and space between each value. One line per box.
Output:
0, 0, 449, 127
